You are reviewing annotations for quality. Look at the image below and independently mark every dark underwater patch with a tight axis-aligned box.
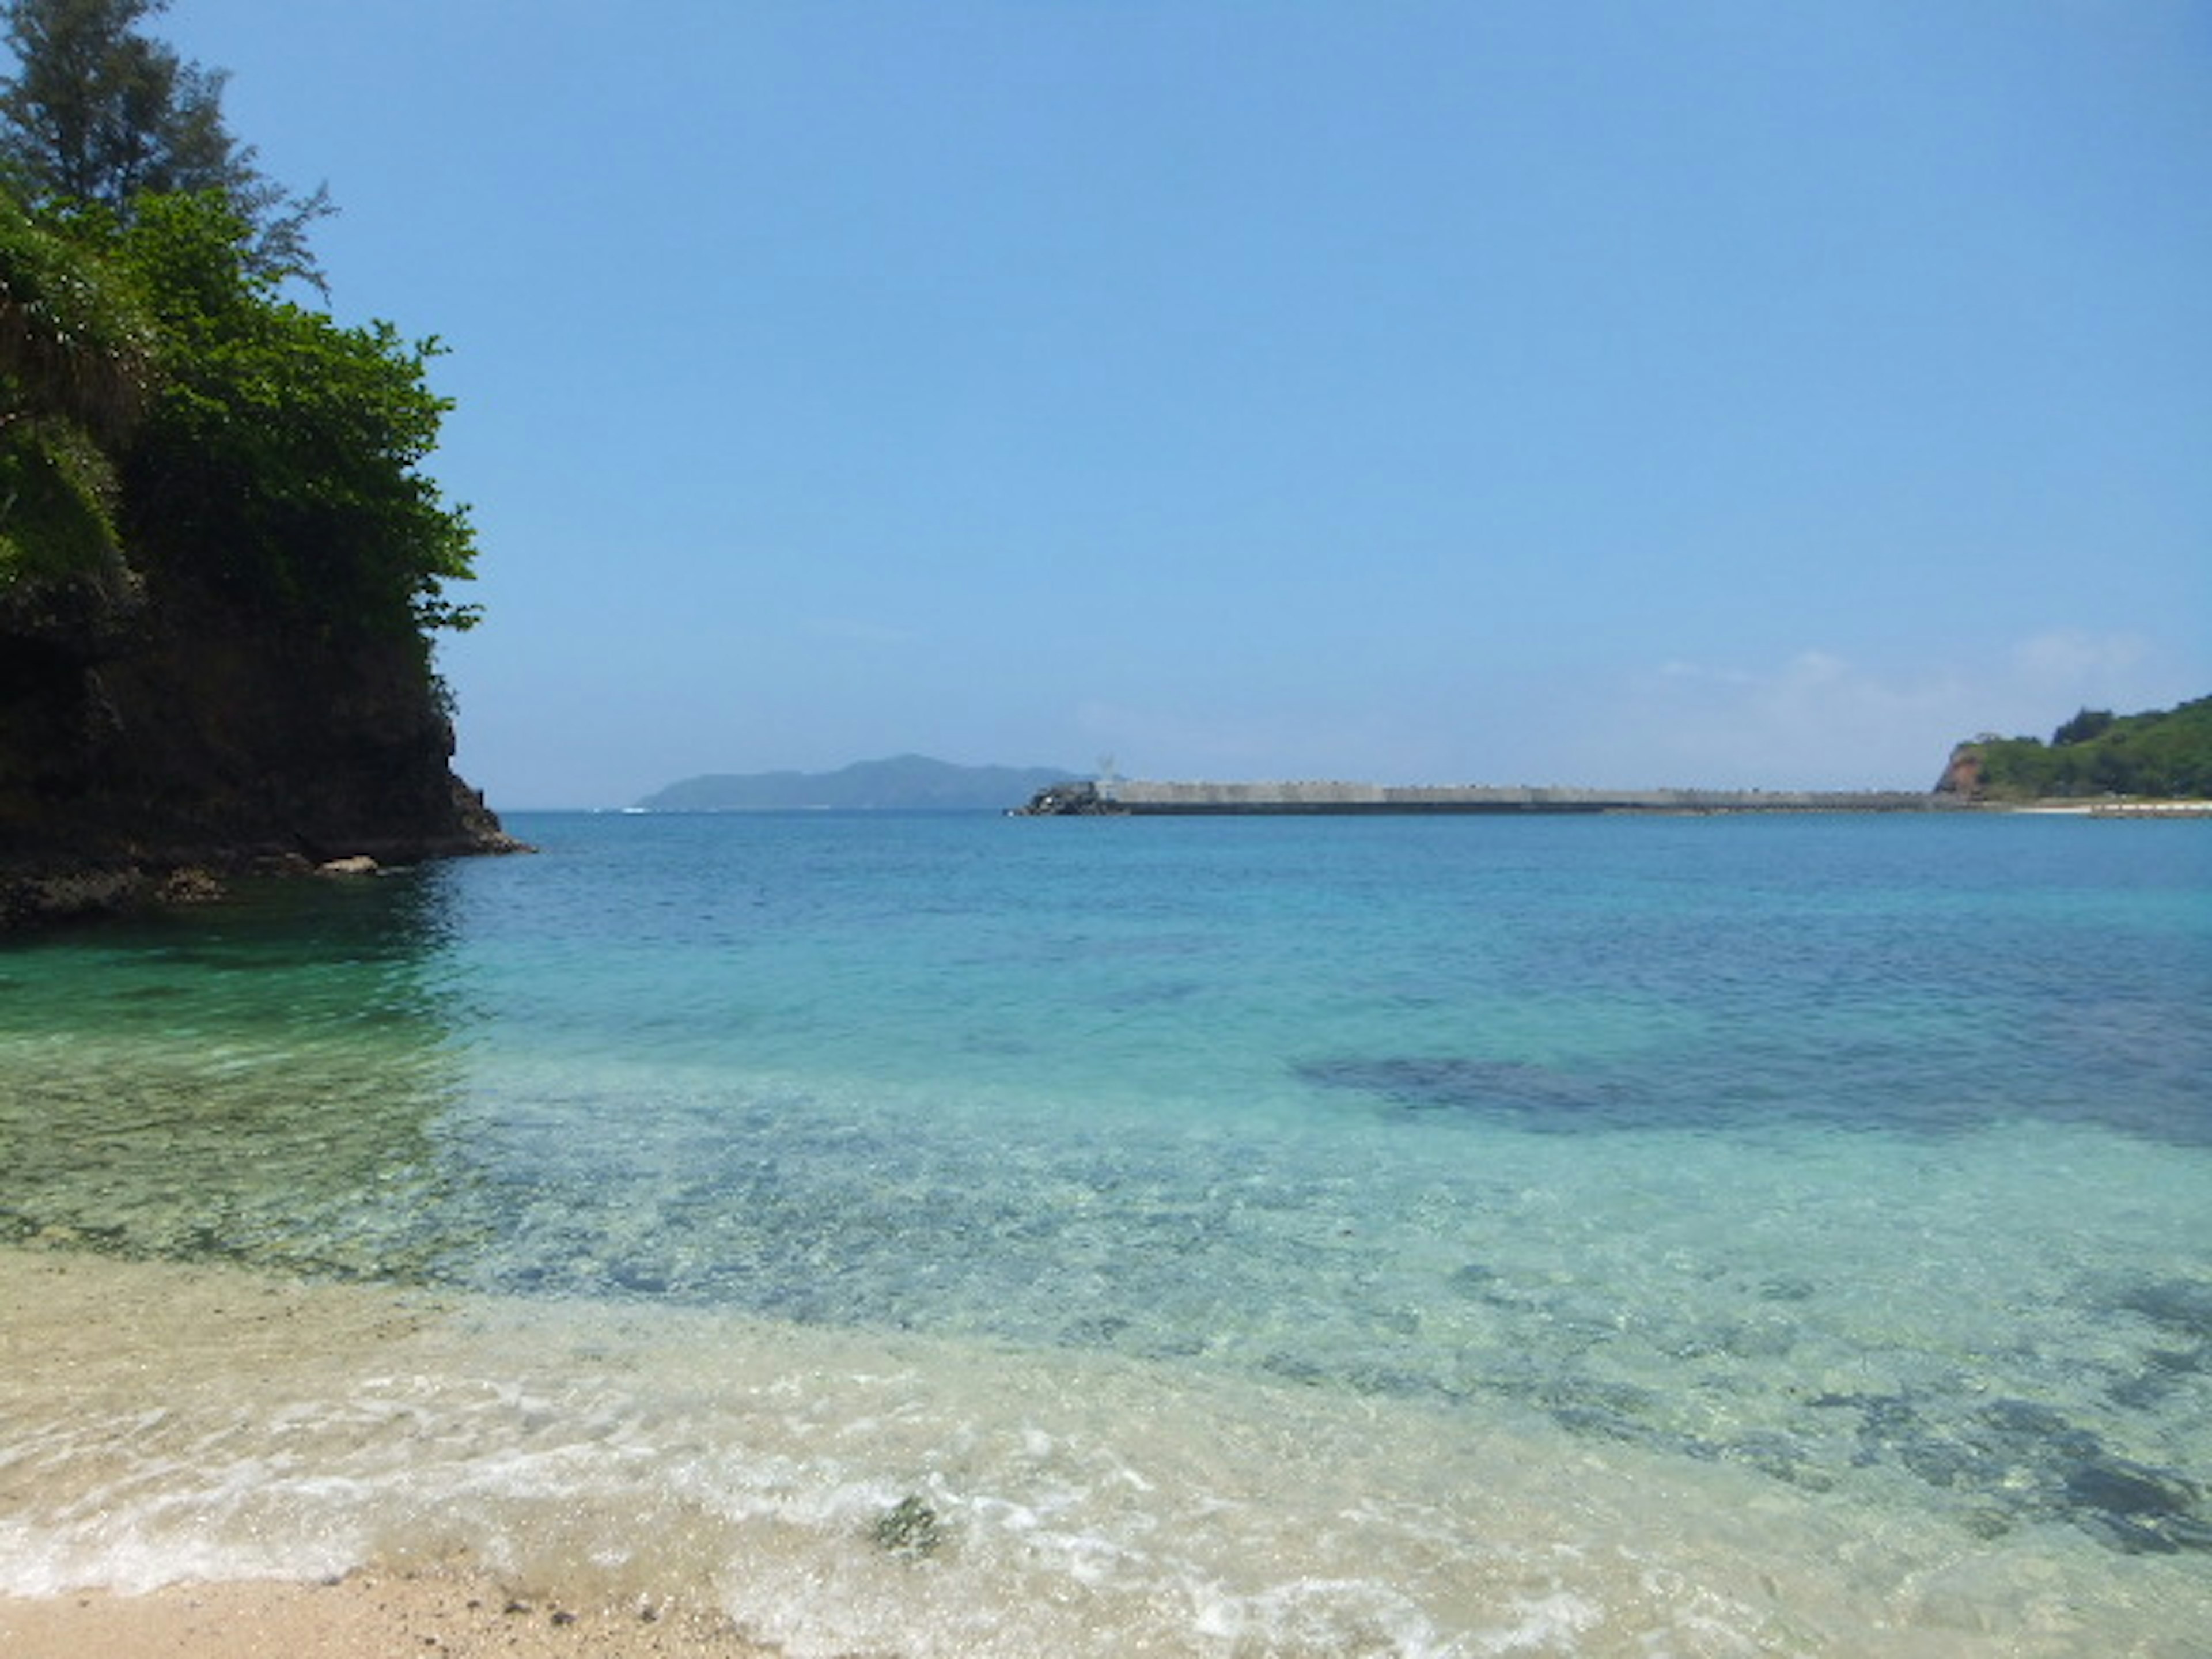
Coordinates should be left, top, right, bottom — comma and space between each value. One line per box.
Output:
1293, 1049, 2212, 1146
1802, 1391, 2211, 1554
2116, 1278, 2212, 1340
1293, 1057, 1638, 1130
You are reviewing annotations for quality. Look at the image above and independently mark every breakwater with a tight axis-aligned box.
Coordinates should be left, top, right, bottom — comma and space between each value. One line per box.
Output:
1016, 780, 1946, 815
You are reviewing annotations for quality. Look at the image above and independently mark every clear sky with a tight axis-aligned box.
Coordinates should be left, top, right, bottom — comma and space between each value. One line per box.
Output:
152, 1, 2208, 806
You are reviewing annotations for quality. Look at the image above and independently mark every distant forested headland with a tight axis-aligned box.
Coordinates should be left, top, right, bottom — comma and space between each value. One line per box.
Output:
1, 0, 509, 925
1943, 696, 2212, 801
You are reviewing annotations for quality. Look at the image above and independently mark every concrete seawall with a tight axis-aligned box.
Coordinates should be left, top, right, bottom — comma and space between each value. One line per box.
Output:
1016, 781, 1946, 816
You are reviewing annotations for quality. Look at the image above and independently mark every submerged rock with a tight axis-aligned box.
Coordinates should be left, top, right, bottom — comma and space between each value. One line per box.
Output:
872, 1495, 945, 1556
2116, 1278, 2212, 1340
2066, 1458, 2200, 1520
156, 866, 225, 903
1806, 1389, 2212, 1554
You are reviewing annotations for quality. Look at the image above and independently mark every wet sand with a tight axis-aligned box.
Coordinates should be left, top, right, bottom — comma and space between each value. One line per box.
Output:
0, 1250, 774, 1655
0, 1570, 778, 1658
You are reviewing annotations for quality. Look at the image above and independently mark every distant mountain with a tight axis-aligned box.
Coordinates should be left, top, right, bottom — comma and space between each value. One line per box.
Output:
635, 755, 1080, 812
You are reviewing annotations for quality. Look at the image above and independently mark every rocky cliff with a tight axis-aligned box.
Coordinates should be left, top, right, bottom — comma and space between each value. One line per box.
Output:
0, 562, 519, 927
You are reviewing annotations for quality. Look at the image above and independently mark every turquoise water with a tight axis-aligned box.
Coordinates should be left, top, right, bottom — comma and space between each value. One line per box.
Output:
2, 811, 2209, 1654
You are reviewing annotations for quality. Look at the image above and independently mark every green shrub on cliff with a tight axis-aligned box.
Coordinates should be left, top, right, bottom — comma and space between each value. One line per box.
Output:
0, 187, 149, 434
0, 189, 145, 587
0, 416, 121, 584
1963, 697, 2212, 800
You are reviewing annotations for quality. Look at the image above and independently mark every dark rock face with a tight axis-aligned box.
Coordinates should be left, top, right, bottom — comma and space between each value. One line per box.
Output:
0, 566, 521, 927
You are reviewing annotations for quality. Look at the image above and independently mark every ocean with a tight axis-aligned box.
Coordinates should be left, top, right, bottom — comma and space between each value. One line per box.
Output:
2, 809, 2207, 1655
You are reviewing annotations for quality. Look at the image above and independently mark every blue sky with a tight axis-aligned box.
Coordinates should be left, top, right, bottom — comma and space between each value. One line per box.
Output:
153, 1, 2209, 806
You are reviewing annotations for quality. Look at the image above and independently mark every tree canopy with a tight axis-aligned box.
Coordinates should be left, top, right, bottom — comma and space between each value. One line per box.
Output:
115, 191, 479, 639
1961, 698, 2212, 801
0, 2, 475, 656
0, 0, 329, 287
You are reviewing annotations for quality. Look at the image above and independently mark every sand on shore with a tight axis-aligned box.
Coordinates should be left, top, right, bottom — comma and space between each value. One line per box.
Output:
0, 1567, 784, 1658
0, 1244, 823, 1656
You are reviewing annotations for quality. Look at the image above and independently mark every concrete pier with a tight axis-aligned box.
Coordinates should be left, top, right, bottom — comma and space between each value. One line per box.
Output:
1015, 780, 1945, 816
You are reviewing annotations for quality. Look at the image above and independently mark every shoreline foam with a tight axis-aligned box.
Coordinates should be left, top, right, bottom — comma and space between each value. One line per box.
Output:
7, 1243, 2209, 1657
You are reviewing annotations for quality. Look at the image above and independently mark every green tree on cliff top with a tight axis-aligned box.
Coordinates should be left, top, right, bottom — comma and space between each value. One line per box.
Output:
0, 1, 475, 648
0, 0, 329, 287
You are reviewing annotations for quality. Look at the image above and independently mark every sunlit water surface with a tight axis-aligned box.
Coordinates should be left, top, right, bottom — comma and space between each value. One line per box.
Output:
3, 811, 2207, 1654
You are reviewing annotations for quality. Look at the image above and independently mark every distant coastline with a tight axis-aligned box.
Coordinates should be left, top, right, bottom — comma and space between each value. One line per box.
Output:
637, 756, 1075, 813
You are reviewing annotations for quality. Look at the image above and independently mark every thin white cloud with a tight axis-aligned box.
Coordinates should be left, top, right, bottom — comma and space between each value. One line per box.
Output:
1574, 632, 2199, 790
1590, 652, 1968, 789
2008, 628, 2150, 686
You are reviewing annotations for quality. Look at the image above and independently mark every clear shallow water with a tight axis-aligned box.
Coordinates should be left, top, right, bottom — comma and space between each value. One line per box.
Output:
2, 810, 2209, 1654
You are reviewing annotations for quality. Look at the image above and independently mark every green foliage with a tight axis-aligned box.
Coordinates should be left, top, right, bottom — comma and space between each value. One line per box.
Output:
1965, 697, 2212, 800
0, 184, 137, 586
0, 184, 150, 436
0, 5, 473, 652
2, 1, 223, 203
0, 182, 476, 644
0, 414, 119, 584
0, 0, 332, 290
110, 191, 477, 642
2051, 706, 2114, 748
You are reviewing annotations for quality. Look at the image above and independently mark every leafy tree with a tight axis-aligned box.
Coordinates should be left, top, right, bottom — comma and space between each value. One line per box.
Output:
108, 191, 476, 643
0, 5, 474, 655
1, 180, 476, 646
0, 0, 329, 289
2052, 707, 2114, 747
